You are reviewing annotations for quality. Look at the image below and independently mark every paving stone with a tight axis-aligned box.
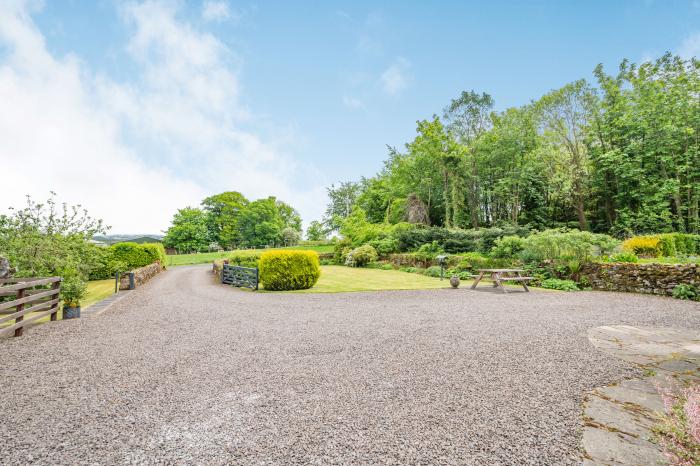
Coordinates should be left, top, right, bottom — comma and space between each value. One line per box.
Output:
582, 427, 666, 465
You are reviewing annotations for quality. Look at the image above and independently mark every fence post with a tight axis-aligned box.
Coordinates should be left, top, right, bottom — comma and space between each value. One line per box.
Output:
129, 272, 135, 290
14, 288, 25, 337
115, 271, 120, 293
50, 280, 60, 321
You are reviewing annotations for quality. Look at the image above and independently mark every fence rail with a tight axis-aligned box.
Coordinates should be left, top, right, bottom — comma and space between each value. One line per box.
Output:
0, 277, 62, 337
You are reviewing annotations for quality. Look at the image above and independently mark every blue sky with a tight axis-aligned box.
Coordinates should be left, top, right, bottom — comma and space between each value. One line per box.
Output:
1, 0, 699, 232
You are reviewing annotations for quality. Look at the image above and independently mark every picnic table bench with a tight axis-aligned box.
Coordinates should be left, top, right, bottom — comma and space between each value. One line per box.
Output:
470, 268, 533, 293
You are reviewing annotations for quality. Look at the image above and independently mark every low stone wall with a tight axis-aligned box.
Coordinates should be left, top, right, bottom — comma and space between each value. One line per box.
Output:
119, 261, 163, 290
581, 262, 700, 296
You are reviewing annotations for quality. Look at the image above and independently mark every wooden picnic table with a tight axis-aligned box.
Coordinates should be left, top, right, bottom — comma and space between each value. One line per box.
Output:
470, 268, 533, 293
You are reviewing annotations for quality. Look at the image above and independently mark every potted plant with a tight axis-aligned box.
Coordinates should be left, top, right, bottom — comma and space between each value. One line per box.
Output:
61, 275, 87, 319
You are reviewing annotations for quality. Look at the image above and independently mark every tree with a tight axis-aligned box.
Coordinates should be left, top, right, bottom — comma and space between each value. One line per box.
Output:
0, 193, 107, 278
306, 221, 326, 241
201, 191, 249, 249
324, 181, 361, 231
281, 227, 301, 246
162, 207, 209, 253
536, 80, 596, 231
237, 197, 285, 248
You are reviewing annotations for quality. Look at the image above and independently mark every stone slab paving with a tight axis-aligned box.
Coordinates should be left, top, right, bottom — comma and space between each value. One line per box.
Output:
81, 290, 131, 318
584, 325, 700, 465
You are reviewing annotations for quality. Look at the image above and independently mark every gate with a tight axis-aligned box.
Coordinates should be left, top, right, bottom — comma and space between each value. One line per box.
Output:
221, 264, 258, 290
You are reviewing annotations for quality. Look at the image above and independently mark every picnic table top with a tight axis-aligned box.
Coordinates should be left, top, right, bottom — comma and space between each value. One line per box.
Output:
478, 268, 524, 273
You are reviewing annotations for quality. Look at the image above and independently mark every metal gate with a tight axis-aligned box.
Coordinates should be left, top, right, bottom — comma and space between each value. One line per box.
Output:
221, 264, 258, 290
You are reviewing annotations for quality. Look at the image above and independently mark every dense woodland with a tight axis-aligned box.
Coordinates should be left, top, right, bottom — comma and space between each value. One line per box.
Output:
325, 55, 700, 237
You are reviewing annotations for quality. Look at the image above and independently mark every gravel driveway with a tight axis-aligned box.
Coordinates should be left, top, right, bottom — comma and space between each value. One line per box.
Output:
1, 265, 699, 465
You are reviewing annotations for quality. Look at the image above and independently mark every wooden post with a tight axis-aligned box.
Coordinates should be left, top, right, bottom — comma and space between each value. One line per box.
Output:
50, 280, 61, 321
14, 288, 25, 337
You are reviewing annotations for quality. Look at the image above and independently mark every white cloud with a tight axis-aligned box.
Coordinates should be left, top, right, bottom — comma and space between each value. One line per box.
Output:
678, 32, 700, 60
380, 57, 411, 96
202, 1, 234, 23
0, 0, 325, 232
342, 95, 365, 110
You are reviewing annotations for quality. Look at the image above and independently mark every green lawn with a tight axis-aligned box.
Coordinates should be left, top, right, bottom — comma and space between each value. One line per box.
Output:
1, 279, 115, 330
165, 244, 334, 267
280, 265, 458, 293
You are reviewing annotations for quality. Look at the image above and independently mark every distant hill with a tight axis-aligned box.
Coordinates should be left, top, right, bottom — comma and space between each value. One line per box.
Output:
93, 234, 163, 245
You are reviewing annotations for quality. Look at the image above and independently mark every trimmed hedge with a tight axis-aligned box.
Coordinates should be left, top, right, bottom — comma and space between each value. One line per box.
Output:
89, 242, 165, 279
259, 250, 321, 291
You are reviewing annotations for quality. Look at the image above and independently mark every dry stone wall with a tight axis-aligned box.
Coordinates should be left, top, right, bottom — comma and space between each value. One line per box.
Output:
581, 262, 700, 296
119, 261, 163, 290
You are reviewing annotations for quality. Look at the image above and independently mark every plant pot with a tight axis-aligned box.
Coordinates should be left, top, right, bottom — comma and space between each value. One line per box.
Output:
63, 306, 81, 319
450, 275, 460, 288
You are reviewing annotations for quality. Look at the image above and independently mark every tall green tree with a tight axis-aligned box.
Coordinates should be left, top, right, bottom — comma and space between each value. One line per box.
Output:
162, 207, 209, 253
201, 191, 249, 249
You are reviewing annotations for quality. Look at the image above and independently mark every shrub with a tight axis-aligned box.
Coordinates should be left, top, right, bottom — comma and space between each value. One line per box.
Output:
609, 251, 639, 263
368, 237, 399, 256
622, 236, 661, 257
540, 278, 580, 291
228, 250, 262, 268
110, 242, 158, 270
400, 266, 418, 273
672, 284, 698, 301
491, 235, 525, 258
380, 263, 394, 270
414, 241, 444, 263
60, 273, 87, 307
88, 246, 128, 280
345, 244, 378, 267
333, 238, 353, 264
259, 250, 321, 291
423, 266, 444, 278
521, 229, 619, 265
455, 252, 514, 272
140, 243, 166, 266
394, 225, 531, 254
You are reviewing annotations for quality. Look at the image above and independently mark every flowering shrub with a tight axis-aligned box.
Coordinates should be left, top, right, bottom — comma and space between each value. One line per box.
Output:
654, 383, 700, 464
345, 244, 378, 267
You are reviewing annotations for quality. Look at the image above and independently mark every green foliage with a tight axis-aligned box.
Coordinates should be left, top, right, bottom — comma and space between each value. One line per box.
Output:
520, 229, 619, 264
228, 250, 262, 268
609, 251, 639, 263
88, 246, 128, 280
306, 221, 327, 241
201, 191, 249, 249
422, 266, 444, 278
60, 272, 87, 307
345, 244, 378, 267
455, 252, 514, 272
540, 278, 580, 291
490, 235, 525, 258
0, 193, 106, 281
259, 250, 321, 291
162, 207, 209, 254
672, 284, 698, 301
324, 55, 700, 237
367, 237, 399, 256
400, 266, 418, 273
414, 241, 444, 262
110, 242, 155, 270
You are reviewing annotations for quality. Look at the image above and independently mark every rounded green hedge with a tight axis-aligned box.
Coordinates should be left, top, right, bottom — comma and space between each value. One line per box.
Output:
259, 250, 321, 291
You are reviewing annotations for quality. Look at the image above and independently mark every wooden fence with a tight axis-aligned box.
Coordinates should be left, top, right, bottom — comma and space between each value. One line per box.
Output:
0, 277, 62, 337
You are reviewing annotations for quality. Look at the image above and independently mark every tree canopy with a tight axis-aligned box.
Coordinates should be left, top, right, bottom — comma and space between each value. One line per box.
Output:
326, 54, 700, 237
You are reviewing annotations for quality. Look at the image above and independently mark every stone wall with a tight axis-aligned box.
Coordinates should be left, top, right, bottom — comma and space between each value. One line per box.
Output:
119, 261, 163, 290
580, 262, 700, 296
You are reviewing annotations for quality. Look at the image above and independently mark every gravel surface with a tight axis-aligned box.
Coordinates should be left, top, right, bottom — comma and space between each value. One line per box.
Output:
1, 265, 699, 465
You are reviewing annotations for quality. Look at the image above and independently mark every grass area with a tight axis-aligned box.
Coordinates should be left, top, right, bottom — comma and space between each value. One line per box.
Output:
165, 244, 334, 267
280, 265, 458, 293
0, 279, 115, 330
